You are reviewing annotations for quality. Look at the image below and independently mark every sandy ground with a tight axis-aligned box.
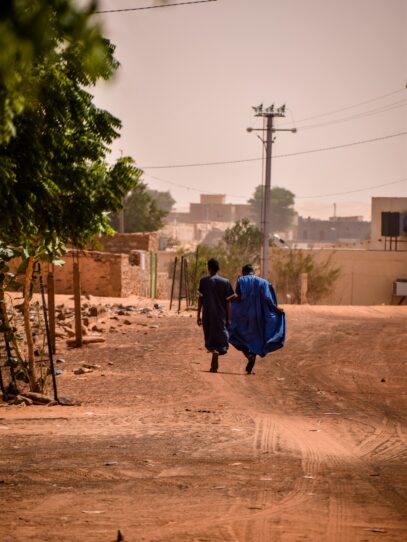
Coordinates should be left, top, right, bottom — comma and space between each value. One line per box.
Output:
0, 299, 406, 542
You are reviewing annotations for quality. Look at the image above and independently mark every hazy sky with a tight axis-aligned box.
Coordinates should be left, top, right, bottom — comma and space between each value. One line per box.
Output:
92, 0, 407, 219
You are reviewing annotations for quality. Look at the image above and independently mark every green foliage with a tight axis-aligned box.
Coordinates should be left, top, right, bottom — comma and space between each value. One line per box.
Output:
248, 185, 295, 232
181, 219, 263, 303
270, 248, 341, 304
110, 182, 166, 233
0, 0, 109, 144
147, 189, 175, 214
0, 2, 141, 393
0, 28, 138, 252
223, 218, 263, 254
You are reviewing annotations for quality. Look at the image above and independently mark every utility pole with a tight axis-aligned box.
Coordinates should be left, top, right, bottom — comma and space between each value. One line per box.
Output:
119, 149, 125, 233
247, 104, 296, 279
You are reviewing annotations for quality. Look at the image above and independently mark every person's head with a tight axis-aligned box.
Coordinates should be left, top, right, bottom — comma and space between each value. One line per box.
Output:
207, 258, 220, 275
242, 264, 254, 276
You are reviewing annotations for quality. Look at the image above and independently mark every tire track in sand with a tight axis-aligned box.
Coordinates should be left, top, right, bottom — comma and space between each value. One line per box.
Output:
199, 366, 365, 541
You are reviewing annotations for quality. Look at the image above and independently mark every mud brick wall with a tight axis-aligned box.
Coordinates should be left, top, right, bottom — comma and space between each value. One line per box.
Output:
8, 248, 167, 298
53, 250, 152, 297
97, 232, 159, 254
54, 252, 125, 297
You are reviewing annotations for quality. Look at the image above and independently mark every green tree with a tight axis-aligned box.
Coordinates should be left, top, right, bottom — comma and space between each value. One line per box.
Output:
110, 183, 166, 233
0, 0, 107, 145
248, 185, 295, 232
182, 219, 263, 302
147, 189, 175, 214
223, 218, 263, 260
0, 6, 140, 392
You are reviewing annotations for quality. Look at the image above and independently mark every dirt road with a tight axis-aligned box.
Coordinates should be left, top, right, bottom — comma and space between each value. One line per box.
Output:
0, 303, 406, 541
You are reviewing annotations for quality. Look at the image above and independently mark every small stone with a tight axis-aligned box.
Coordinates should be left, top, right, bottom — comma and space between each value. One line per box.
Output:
56, 358, 66, 364
58, 396, 81, 406
47, 400, 59, 407
108, 362, 114, 366
123, 319, 132, 325
381, 378, 386, 383
88, 304, 105, 317
149, 324, 159, 329
73, 367, 93, 375
82, 317, 90, 326
82, 363, 101, 370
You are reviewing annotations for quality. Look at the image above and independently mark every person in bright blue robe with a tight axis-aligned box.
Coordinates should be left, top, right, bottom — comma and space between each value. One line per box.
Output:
229, 264, 285, 374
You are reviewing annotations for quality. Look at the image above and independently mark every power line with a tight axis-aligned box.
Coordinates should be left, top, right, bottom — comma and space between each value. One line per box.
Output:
283, 87, 406, 126
140, 130, 407, 169
143, 172, 407, 201
296, 178, 407, 199
274, 131, 407, 160
95, 0, 218, 14
297, 99, 407, 131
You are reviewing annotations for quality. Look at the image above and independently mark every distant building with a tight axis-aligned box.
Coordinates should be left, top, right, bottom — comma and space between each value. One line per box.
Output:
370, 197, 407, 250
296, 215, 370, 244
166, 194, 250, 224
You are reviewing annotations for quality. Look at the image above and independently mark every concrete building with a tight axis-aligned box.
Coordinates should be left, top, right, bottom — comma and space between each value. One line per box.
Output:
162, 194, 251, 247
295, 215, 370, 244
370, 197, 407, 250
166, 194, 250, 225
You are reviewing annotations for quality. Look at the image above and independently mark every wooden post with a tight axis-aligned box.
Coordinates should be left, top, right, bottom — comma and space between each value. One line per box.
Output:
183, 258, 190, 307
38, 264, 58, 402
47, 265, 56, 354
149, 252, 153, 298
169, 257, 178, 311
300, 272, 308, 305
193, 246, 199, 305
73, 252, 82, 348
178, 256, 184, 313
153, 253, 158, 299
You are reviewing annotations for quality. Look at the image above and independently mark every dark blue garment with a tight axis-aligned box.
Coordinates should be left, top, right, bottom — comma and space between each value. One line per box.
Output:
198, 274, 234, 355
229, 275, 285, 358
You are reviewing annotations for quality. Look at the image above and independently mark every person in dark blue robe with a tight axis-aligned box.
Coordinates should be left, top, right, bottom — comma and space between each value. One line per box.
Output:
197, 258, 235, 373
229, 264, 285, 374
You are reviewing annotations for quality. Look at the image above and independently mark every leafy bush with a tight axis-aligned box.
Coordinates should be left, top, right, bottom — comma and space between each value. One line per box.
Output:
270, 248, 341, 303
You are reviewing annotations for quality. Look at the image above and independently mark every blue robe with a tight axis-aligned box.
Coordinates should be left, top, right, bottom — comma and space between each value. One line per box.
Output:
229, 275, 285, 357
198, 274, 235, 355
